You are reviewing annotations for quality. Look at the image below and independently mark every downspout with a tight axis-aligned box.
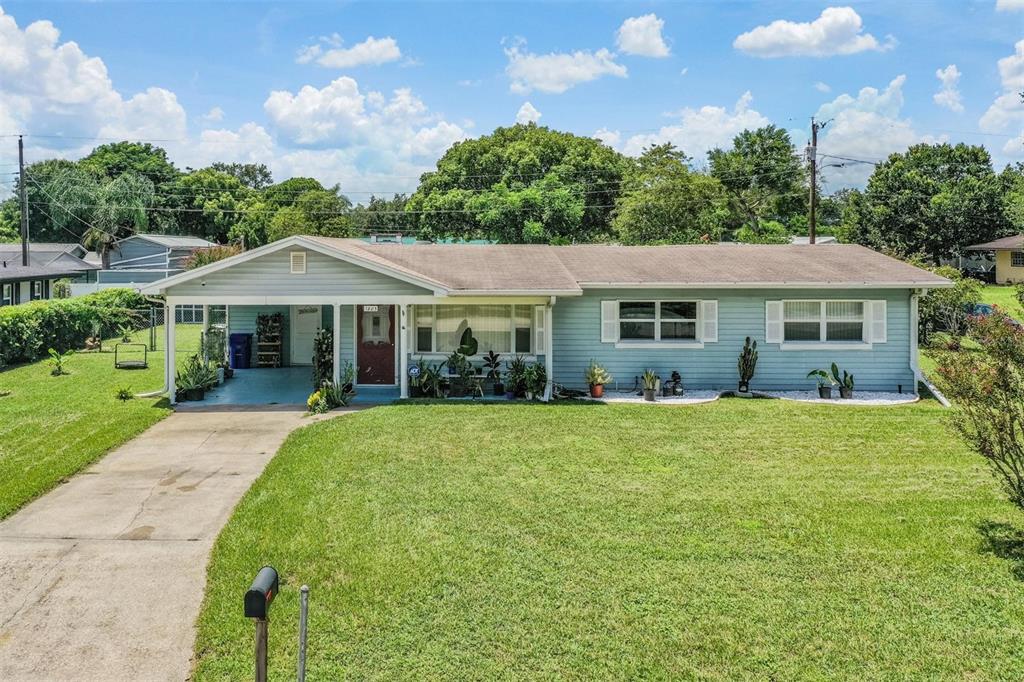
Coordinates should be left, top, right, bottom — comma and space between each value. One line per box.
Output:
911, 288, 951, 407
136, 295, 169, 399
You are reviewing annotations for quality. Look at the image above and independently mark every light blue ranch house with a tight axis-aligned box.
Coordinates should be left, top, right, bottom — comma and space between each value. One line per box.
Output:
142, 236, 950, 404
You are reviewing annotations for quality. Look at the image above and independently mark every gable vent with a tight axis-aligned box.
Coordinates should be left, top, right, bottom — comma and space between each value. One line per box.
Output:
290, 251, 307, 274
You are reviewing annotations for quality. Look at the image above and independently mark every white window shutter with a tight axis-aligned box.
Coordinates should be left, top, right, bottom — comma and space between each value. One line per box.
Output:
765, 301, 783, 343
534, 305, 546, 354
870, 300, 887, 343
601, 301, 618, 343
700, 300, 718, 342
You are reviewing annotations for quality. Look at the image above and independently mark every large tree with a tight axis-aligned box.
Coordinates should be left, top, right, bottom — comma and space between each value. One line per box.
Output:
349, 194, 413, 235
406, 123, 630, 243
266, 189, 353, 242
708, 125, 807, 236
209, 162, 273, 190
165, 168, 251, 243
612, 144, 729, 244
856, 143, 1010, 261
79, 142, 180, 234
87, 172, 156, 267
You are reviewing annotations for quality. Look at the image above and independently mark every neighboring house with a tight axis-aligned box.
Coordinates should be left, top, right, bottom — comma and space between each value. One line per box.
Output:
73, 234, 216, 295
0, 261, 93, 307
790, 236, 837, 245
965, 236, 1024, 283
0, 242, 98, 281
142, 236, 950, 404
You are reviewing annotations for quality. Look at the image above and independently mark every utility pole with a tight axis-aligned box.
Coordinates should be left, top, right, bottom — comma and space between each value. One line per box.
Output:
18, 135, 29, 266
807, 118, 820, 246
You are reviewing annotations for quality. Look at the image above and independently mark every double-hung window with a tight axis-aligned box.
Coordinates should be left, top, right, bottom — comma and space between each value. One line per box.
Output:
413, 304, 534, 355
1012, 252, 1024, 268
619, 301, 698, 342
783, 300, 865, 343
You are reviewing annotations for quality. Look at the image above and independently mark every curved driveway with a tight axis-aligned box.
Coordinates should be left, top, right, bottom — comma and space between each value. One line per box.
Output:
0, 407, 323, 681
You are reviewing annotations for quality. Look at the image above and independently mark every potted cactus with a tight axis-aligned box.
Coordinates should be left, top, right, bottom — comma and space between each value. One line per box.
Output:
641, 369, 659, 402
584, 360, 613, 398
737, 336, 758, 395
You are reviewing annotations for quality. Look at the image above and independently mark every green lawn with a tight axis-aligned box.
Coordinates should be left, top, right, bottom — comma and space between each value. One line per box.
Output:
981, 283, 1022, 319
0, 350, 171, 519
193, 400, 1024, 679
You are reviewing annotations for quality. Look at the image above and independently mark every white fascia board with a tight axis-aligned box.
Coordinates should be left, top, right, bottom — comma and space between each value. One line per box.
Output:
445, 288, 582, 296
141, 236, 451, 296
577, 281, 954, 289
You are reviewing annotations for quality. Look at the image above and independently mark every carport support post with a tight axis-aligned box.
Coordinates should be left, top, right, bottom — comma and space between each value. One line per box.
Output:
166, 303, 176, 405
399, 304, 409, 399
543, 302, 553, 401
332, 304, 341, 385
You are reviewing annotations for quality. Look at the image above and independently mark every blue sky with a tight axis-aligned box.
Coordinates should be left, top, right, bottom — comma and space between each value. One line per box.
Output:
0, 1, 1021, 198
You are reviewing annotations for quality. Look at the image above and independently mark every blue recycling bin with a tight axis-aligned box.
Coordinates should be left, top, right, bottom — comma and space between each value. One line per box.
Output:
229, 333, 253, 369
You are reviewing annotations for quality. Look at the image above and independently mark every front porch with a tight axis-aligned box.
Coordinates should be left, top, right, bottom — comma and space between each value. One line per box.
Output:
200, 367, 400, 406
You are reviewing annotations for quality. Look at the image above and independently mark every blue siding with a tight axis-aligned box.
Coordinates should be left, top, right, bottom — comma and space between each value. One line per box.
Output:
228, 304, 355, 368
109, 239, 167, 269
552, 288, 915, 393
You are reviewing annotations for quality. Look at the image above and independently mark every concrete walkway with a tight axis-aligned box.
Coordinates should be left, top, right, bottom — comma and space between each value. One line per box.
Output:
0, 407, 324, 681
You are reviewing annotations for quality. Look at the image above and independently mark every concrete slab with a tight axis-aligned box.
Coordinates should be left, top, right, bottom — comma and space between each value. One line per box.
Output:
0, 408, 338, 681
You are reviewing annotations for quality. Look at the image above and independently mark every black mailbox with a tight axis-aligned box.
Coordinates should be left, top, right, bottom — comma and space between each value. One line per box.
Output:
244, 566, 279, 620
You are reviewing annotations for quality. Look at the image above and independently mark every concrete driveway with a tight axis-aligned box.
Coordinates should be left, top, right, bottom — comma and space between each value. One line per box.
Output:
0, 407, 323, 681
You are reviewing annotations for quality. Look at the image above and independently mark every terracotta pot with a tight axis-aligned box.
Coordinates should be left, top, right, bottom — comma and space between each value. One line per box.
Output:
590, 384, 604, 398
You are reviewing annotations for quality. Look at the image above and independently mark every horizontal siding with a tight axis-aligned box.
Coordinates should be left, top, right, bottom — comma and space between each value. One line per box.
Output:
228, 304, 355, 368
552, 288, 915, 392
171, 248, 432, 297
109, 240, 166, 269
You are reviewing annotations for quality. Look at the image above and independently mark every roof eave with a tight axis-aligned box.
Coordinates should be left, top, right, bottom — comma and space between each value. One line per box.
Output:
576, 280, 954, 289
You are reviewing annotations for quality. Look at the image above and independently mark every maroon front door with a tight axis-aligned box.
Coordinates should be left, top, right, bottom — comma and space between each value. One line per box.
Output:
356, 305, 395, 384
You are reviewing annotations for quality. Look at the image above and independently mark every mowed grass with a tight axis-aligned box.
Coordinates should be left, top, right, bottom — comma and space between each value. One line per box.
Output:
193, 400, 1024, 679
0, 350, 170, 519
981, 283, 1022, 319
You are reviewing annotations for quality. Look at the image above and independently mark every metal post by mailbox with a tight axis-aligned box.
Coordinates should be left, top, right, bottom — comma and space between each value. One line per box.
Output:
297, 585, 309, 682
245, 566, 279, 682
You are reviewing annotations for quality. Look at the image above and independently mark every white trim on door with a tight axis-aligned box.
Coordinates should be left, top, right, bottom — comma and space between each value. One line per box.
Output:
290, 304, 321, 366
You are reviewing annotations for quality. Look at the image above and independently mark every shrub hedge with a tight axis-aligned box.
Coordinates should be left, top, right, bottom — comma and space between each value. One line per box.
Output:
0, 288, 150, 367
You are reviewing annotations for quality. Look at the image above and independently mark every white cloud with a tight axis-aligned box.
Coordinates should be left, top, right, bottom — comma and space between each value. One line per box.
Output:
604, 91, 771, 161
814, 76, 942, 186
264, 76, 468, 162
734, 7, 895, 58
296, 35, 402, 69
979, 40, 1024, 158
814, 81, 831, 93
504, 39, 627, 94
457, 79, 481, 87
933, 64, 963, 112
680, 67, 688, 76
616, 14, 670, 58
201, 106, 224, 123
515, 101, 542, 124
996, 0, 1024, 11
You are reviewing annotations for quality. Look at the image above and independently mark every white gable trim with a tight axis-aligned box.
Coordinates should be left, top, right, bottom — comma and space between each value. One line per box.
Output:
140, 236, 450, 296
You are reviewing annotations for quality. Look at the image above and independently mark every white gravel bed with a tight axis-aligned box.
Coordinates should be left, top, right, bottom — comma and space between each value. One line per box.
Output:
587, 390, 722, 405
756, 390, 919, 405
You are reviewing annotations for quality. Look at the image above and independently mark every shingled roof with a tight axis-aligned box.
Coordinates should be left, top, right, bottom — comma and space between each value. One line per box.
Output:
307, 238, 950, 291
965, 235, 1024, 251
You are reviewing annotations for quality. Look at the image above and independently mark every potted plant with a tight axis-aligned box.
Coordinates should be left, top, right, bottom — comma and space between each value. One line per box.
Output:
419, 363, 444, 398
831, 362, 855, 399
483, 350, 504, 396
807, 368, 837, 399
641, 369, 660, 402
668, 370, 684, 396
447, 351, 469, 397
737, 337, 758, 395
523, 363, 547, 400
176, 354, 218, 401
584, 360, 612, 398
505, 355, 527, 399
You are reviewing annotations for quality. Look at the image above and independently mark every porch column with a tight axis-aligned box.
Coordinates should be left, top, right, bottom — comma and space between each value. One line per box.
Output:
399, 304, 409, 399
166, 303, 176, 405
332, 304, 342, 385
543, 302, 554, 401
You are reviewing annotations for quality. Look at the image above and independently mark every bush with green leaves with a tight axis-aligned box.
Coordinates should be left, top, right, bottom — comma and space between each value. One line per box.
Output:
917, 265, 981, 344
930, 312, 1024, 511
0, 288, 148, 367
